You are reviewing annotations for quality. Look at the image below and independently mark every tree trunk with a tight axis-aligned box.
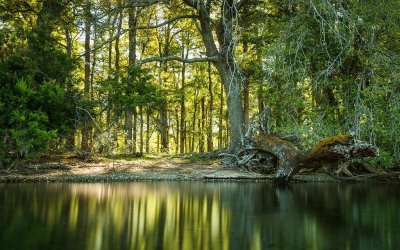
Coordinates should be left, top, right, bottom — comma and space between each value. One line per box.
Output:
207, 61, 213, 152
243, 80, 249, 127
160, 100, 168, 152
133, 108, 137, 154
242, 42, 250, 127
183, 0, 246, 151
125, 8, 138, 153
257, 84, 264, 114
175, 107, 179, 154
140, 106, 144, 155
191, 93, 198, 153
218, 81, 224, 149
81, 5, 91, 152
199, 96, 205, 153
65, 27, 75, 151
180, 59, 186, 154
145, 108, 150, 154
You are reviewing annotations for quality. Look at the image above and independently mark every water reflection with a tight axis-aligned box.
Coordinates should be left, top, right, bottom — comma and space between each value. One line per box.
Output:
0, 182, 399, 250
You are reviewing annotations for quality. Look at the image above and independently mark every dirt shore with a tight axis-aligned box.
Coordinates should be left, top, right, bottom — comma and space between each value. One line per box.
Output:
0, 156, 338, 183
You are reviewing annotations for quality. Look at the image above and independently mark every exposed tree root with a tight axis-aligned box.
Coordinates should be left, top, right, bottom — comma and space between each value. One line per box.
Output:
228, 107, 380, 181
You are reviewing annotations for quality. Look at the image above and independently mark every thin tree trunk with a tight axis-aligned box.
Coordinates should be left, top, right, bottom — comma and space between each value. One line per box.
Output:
207, 62, 213, 152
175, 108, 179, 154
243, 81, 249, 127
106, 23, 113, 135
140, 106, 144, 155
257, 84, 264, 114
191, 96, 198, 153
133, 108, 137, 154
218, 80, 223, 149
180, 59, 186, 154
242, 41, 250, 127
145, 108, 150, 153
81, 5, 91, 152
65, 27, 75, 151
199, 96, 205, 153
158, 61, 168, 153
125, 8, 138, 153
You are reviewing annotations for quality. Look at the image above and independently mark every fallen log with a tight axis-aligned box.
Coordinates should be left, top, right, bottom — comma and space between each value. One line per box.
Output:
232, 108, 379, 181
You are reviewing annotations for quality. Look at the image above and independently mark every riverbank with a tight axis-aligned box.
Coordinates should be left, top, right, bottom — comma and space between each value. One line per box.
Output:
0, 155, 398, 183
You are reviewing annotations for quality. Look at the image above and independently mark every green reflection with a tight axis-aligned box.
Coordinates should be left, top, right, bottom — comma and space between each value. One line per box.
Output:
0, 182, 399, 250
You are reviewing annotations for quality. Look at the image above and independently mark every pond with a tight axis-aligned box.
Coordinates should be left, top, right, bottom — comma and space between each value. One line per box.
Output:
0, 182, 399, 250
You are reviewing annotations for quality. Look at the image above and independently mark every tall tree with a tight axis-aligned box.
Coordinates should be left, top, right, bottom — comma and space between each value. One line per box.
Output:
81, 2, 91, 152
182, 0, 250, 151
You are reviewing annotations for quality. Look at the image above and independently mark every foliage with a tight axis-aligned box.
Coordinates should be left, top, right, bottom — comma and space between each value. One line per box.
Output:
0, 0, 398, 168
0, 1, 78, 165
262, 0, 400, 167
0, 76, 67, 162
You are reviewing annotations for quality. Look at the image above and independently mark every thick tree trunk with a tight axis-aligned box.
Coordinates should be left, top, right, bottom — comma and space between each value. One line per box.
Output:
214, 62, 245, 151
183, 0, 246, 151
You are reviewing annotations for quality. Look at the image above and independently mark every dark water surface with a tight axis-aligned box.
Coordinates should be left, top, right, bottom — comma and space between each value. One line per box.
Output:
0, 182, 399, 250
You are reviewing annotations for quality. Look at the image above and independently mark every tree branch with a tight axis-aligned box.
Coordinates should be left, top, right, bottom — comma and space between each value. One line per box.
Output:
77, 15, 197, 58
129, 15, 197, 30
182, 0, 198, 9
118, 0, 166, 8
138, 55, 220, 64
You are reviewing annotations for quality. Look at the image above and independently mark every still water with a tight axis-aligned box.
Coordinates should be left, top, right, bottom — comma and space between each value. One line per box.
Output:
0, 182, 399, 250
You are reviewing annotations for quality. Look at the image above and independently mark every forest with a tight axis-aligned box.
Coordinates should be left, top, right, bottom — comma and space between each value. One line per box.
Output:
1, 0, 399, 172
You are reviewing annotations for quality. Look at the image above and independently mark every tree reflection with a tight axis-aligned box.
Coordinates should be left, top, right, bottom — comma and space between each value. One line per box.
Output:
0, 182, 399, 250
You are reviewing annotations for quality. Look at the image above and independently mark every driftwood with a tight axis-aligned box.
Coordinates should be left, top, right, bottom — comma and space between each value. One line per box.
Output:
233, 107, 380, 181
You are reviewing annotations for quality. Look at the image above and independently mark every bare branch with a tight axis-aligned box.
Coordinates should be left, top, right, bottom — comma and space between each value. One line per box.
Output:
138, 55, 220, 64
129, 15, 197, 30
77, 15, 196, 57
